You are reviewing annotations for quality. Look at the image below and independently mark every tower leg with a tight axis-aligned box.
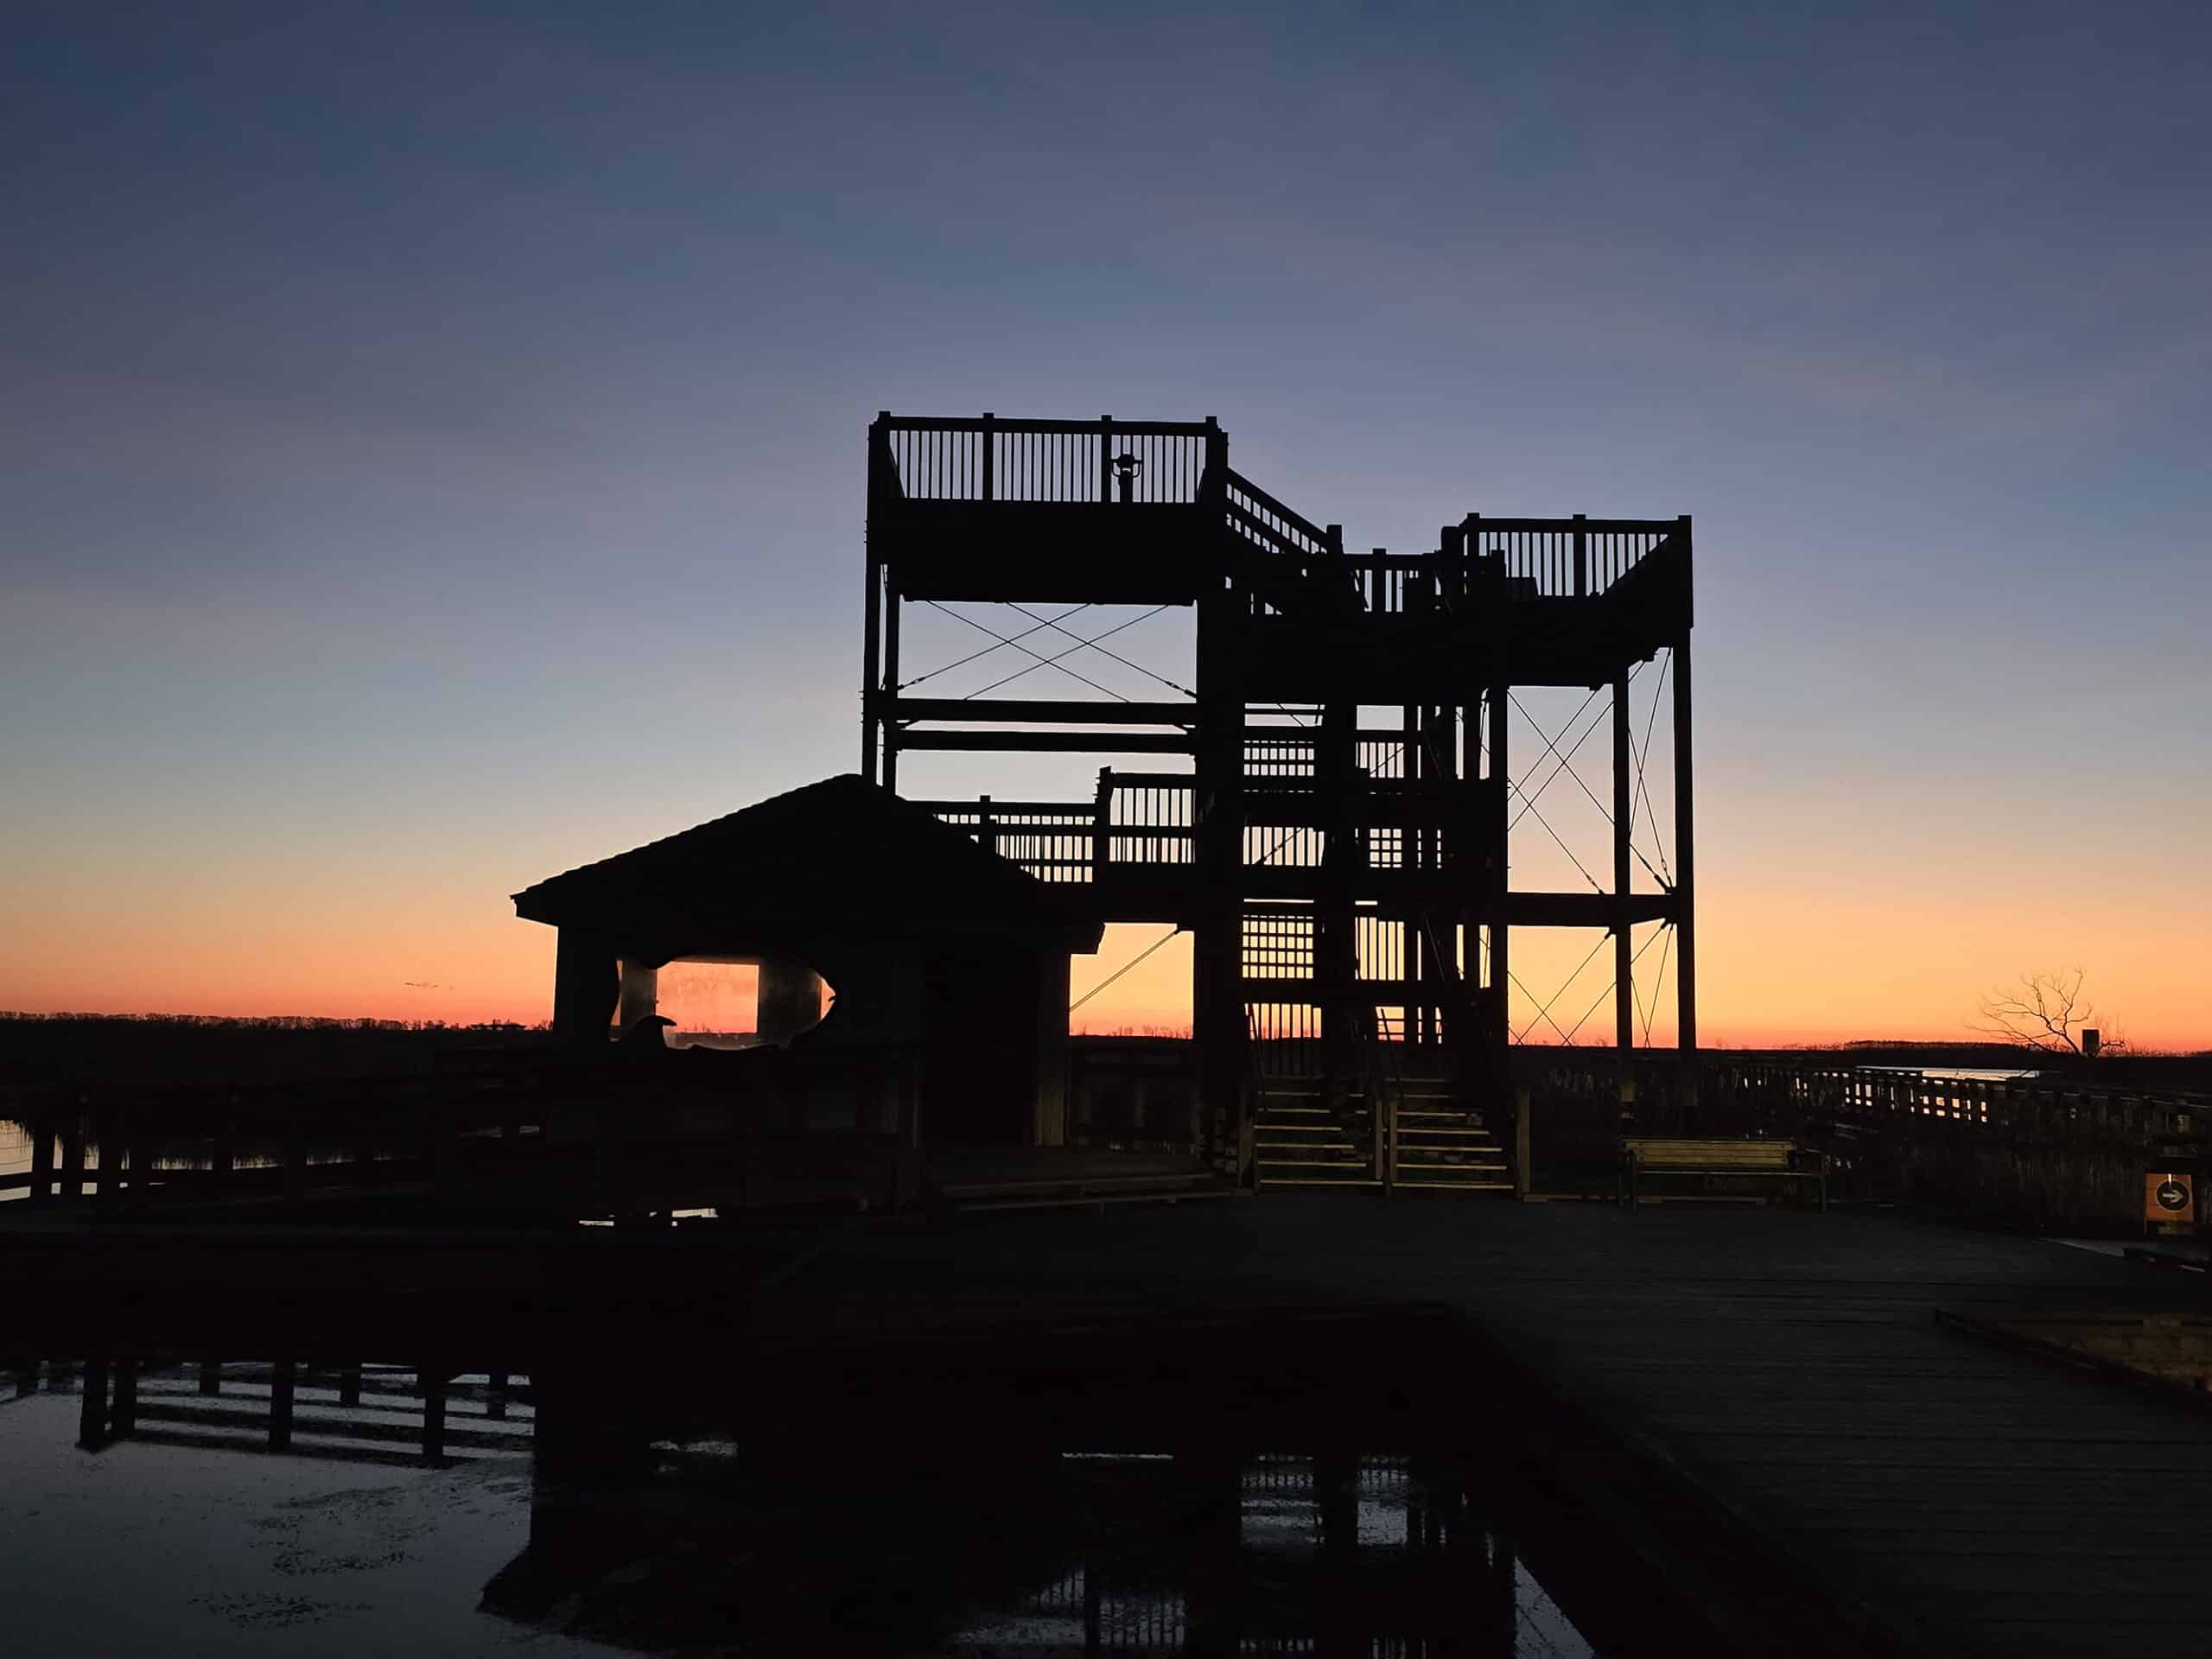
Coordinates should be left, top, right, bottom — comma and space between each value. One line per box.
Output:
1673, 632, 1698, 1095
1614, 668, 1635, 1116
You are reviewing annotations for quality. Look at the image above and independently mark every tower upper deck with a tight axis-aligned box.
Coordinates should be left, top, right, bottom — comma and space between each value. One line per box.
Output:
867, 411, 1691, 690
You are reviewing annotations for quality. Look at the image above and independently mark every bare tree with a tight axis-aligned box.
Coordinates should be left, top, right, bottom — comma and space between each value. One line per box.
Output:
1971, 968, 2120, 1054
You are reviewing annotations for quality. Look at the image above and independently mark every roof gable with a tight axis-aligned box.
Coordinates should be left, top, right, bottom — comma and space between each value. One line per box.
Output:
512, 774, 1085, 942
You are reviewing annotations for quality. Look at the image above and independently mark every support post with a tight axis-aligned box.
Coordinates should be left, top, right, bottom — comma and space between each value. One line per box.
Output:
1486, 679, 1510, 1066
880, 570, 902, 796
1673, 621, 1697, 1084
199, 1358, 221, 1396
861, 551, 881, 781
111, 1358, 137, 1438
269, 1357, 296, 1452
1614, 667, 1635, 1116
862, 413, 888, 782
1193, 580, 1247, 1177
28, 1113, 52, 1207
60, 1116, 84, 1205
1319, 696, 1357, 1122
1515, 1086, 1531, 1200
423, 1367, 448, 1465
78, 1356, 111, 1451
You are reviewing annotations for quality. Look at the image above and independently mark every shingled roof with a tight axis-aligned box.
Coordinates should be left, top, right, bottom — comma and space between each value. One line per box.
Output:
512, 774, 1097, 945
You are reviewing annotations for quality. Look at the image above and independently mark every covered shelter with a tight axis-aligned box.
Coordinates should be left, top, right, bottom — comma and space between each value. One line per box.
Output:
512, 774, 1102, 1147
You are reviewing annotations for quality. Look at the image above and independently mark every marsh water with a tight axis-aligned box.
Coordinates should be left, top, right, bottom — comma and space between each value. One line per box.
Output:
0, 1358, 1605, 1656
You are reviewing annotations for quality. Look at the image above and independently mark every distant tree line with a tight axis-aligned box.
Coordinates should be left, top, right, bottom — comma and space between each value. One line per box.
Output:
0, 1012, 550, 1088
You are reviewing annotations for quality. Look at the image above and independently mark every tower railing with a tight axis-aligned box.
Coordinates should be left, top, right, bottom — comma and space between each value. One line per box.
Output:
1461, 517, 1682, 601
873, 414, 1219, 505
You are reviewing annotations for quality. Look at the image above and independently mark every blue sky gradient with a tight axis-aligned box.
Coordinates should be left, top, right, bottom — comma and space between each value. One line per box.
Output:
5, 2, 2208, 1040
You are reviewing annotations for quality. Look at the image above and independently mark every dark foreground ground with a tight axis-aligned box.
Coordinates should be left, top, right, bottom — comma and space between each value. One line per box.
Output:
8, 1197, 2211, 1656
743, 1198, 2212, 1657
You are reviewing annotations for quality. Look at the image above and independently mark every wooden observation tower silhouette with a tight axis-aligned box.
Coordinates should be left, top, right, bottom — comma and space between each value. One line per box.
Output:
862, 414, 1694, 1192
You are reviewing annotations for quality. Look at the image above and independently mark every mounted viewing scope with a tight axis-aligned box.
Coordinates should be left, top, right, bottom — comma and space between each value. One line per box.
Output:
1112, 450, 1143, 502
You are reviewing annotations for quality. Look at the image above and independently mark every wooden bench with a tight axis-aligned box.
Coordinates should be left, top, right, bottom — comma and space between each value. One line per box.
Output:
1619, 1137, 1827, 1211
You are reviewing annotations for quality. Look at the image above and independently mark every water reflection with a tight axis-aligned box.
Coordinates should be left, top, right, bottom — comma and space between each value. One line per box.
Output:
5, 1357, 1604, 1656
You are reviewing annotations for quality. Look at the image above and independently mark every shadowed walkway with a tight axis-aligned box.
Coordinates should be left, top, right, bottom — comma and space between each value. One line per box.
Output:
754, 1200, 2212, 1657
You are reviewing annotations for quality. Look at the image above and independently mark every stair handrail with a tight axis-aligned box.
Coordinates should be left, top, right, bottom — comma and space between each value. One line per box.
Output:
1222, 467, 1332, 556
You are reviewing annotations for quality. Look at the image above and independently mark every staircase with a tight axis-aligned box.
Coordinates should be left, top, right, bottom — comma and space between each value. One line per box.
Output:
1373, 1013, 1511, 1192
1253, 1079, 1376, 1187
1250, 1012, 1512, 1194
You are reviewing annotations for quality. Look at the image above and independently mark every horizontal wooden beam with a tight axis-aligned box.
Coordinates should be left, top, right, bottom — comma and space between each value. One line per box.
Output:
893, 729, 1198, 755
1506, 892, 1677, 928
1464, 515, 1686, 536
893, 698, 1196, 727
908, 798, 1096, 817
875, 414, 1217, 439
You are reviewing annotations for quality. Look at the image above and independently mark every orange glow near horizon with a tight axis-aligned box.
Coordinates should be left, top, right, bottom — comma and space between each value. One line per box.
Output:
3, 880, 2206, 1052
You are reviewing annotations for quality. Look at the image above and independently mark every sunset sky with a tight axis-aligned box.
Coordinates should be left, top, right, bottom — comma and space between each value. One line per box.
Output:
5, 3, 2208, 1049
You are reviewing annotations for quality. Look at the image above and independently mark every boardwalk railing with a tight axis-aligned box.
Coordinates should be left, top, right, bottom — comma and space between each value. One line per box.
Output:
1514, 1055, 2209, 1151
0, 1046, 925, 1218
1705, 1059, 2209, 1148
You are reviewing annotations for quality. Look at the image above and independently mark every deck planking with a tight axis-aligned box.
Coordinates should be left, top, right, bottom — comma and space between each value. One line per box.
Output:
752, 1200, 2212, 1657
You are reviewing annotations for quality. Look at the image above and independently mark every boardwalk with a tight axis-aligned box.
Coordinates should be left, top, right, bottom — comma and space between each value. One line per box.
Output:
749, 1200, 2212, 1658
9, 1194, 2209, 1654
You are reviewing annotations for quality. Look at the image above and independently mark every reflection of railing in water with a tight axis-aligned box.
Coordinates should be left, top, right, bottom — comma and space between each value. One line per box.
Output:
17, 1356, 532, 1466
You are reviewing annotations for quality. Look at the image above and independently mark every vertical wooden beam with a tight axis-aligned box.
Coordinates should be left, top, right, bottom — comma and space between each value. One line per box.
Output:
862, 413, 888, 783
28, 1113, 52, 1207
1319, 696, 1357, 1119
111, 1358, 137, 1438
78, 1356, 111, 1451
880, 569, 902, 796
1673, 625, 1697, 1068
340, 1363, 362, 1408
91, 1107, 111, 1210
199, 1358, 221, 1396
552, 928, 619, 1050
1614, 667, 1635, 1106
422, 1367, 448, 1465
269, 1357, 296, 1452
1192, 463, 1246, 1174
1515, 1085, 1532, 1200
60, 1114, 84, 1205
1486, 680, 1510, 1059
861, 551, 881, 782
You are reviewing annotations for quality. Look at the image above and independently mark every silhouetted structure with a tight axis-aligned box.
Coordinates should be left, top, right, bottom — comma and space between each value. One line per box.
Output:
512, 775, 1100, 1147
864, 414, 1694, 1190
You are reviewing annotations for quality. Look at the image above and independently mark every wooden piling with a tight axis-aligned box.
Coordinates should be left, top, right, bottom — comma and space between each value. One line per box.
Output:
78, 1356, 110, 1451
59, 1116, 84, 1205
422, 1367, 448, 1465
1613, 666, 1634, 1100
269, 1357, 296, 1452
28, 1114, 53, 1207
111, 1357, 137, 1437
